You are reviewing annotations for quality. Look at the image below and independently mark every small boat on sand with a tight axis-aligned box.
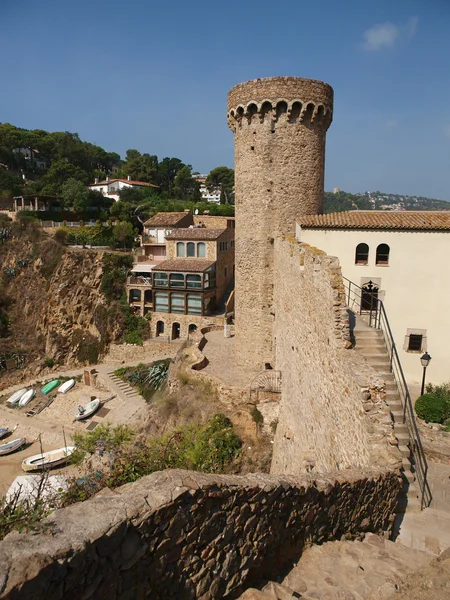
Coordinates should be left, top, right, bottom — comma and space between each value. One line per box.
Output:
19, 389, 36, 407
0, 437, 26, 456
75, 399, 100, 421
41, 380, 60, 395
0, 424, 18, 440
22, 446, 76, 472
6, 389, 27, 406
58, 379, 75, 394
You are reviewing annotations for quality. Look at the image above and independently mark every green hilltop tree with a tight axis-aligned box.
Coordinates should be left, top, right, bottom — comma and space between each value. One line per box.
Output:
206, 166, 235, 204
173, 165, 201, 201
61, 178, 90, 211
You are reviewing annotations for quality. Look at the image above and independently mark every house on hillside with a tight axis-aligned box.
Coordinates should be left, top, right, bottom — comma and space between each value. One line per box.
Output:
296, 210, 450, 387
13, 147, 47, 170
193, 174, 221, 204
13, 195, 60, 212
87, 176, 159, 201
127, 213, 235, 339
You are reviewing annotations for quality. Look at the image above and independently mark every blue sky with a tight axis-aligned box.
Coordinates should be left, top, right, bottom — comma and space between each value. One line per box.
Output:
1, 0, 449, 200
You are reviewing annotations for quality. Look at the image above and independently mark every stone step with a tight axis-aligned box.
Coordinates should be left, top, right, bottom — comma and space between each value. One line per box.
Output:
261, 581, 298, 599
402, 469, 415, 483
396, 432, 411, 445
392, 410, 405, 423
393, 422, 409, 435
396, 494, 421, 513
402, 456, 413, 470
399, 444, 411, 458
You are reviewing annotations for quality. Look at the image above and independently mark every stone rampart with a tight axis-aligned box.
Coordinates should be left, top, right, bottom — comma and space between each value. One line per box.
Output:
0, 468, 401, 599
271, 238, 401, 475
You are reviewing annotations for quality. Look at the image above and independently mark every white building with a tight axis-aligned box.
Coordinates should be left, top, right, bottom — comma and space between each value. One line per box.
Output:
87, 176, 159, 201
193, 174, 221, 204
296, 211, 450, 388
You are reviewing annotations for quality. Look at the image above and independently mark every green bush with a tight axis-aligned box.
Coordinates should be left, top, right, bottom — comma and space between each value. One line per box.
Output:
415, 393, 450, 424
44, 357, 54, 368
124, 330, 143, 345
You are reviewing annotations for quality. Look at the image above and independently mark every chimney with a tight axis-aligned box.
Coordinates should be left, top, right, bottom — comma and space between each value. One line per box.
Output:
127, 175, 131, 181
94, 177, 99, 184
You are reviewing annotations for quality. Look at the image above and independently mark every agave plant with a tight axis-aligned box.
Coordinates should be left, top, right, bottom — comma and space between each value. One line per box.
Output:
145, 362, 169, 390
3, 267, 17, 279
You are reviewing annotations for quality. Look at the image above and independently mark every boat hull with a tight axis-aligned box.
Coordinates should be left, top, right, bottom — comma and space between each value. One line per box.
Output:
75, 399, 100, 421
41, 380, 60, 395
0, 438, 26, 456
7, 389, 27, 406
58, 379, 75, 393
22, 446, 76, 472
19, 389, 35, 407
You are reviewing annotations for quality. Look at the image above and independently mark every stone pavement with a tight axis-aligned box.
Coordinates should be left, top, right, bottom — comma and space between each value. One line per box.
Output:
396, 460, 450, 555
240, 533, 432, 600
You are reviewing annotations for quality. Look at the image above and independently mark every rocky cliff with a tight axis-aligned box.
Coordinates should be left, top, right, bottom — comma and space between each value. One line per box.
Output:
0, 231, 123, 375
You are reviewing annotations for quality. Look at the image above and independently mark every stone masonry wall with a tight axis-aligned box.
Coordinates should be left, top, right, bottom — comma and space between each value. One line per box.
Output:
0, 468, 401, 600
227, 76, 333, 371
271, 238, 400, 475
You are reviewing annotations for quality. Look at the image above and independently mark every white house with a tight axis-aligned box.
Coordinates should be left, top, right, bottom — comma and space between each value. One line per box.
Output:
296, 211, 450, 388
193, 174, 221, 204
87, 176, 159, 201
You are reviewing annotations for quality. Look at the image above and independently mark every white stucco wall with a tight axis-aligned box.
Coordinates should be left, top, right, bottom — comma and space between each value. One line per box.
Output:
297, 224, 450, 389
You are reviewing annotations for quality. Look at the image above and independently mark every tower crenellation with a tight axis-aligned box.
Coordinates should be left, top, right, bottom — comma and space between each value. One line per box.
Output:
228, 76, 334, 371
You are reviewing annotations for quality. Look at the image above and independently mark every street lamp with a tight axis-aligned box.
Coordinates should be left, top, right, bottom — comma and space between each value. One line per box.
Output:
420, 352, 431, 396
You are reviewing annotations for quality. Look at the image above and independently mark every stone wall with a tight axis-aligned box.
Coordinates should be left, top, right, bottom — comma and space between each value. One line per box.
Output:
150, 313, 225, 341
271, 238, 401, 475
0, 468, 401, 600
227, 76, 333, 371
103, 340, 179, 365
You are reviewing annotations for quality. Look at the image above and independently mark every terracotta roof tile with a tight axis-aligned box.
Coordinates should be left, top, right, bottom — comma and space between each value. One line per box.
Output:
165, 228, 228, 240
152, 259, 216, 273
88, 178, 159, 188
299, 211, 450, 231
143, 212, 193, 227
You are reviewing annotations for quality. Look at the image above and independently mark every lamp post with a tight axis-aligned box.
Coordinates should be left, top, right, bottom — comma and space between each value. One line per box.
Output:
420, 352, 431, 396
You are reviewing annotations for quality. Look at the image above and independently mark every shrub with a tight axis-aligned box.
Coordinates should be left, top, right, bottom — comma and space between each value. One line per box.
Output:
415, 393, 450, 424
54, 228, 68, 245
124, 330, 143, 345
44, 357, 54, 368
72, 423, 135, 455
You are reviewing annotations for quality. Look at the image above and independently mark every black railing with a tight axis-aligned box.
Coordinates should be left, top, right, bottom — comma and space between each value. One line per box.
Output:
344, 277, 431, 510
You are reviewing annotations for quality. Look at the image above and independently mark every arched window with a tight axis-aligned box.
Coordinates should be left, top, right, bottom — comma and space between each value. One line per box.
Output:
172, 322, 181, 340
355, 243, 369, 265
187, 242, 195, 257
197, 242, 206, 257
176, 242, 185, 257
376, 244, 390, 266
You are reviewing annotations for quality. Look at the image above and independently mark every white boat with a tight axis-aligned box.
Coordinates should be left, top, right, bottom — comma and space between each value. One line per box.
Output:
75, 398, 100, 421
0, 424, 18, 440
6, 388, 27, 406
18, 389, 36, 407
0, 437, 26, 456
58, 379, 75, 393
21, 446, 76, 472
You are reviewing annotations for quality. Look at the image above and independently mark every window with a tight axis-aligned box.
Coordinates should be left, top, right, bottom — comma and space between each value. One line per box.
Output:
355, 243, 369, 265
408, 334, 423, 351
153, 272, 168, 287
154, 292, 169, 312
219, 241, 228, 252
129, 289, 141, 302
187, 242, 195, 257
197, 242, 206, 257
376, 244, 390, 266
403, 328, 427, 353
230, 240, 235, 248
176, 242, 185, 257
187, 293, 202, 315
224, 267, 228, 278
170, 293, 185, 313
186, 274, 201, 289
169, 273, 185, 288
156, 320, 165, 336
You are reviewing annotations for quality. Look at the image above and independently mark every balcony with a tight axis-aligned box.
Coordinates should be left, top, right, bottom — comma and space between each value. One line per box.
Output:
127, 275, 152, 286
141, 235, 160, 244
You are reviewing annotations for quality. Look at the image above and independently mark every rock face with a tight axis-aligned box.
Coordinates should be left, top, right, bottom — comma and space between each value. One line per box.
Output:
0, 235, 121, 366
0, 468, 401, 599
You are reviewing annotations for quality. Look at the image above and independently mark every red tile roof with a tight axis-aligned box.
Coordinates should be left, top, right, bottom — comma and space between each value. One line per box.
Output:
143, 212, 193, 227
88, 179, 159, 188
152, 259, 216, 273
299, 211, 450, 231
165, 228, 228, 240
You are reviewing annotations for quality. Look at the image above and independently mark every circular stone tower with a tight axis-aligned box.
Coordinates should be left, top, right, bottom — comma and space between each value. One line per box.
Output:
227, 76, 334, 371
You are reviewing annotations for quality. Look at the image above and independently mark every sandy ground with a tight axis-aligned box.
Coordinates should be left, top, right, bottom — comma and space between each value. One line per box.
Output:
0, 374, 146, 495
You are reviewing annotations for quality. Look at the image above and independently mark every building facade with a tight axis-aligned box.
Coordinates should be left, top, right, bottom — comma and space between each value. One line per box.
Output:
87, 176, 159, 201
297, 211, 450, 386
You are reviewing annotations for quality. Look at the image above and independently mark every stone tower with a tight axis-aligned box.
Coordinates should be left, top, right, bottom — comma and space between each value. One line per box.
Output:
227, 76, 333, 370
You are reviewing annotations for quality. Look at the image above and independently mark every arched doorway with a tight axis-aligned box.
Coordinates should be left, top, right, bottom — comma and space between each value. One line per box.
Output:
172, 322, 181, 340
188, 324, 197, 334
156, 320, 165, 336
361, 281, 379, 311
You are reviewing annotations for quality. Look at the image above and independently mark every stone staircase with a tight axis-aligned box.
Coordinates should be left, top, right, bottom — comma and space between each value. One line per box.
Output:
353, 316, 420, 513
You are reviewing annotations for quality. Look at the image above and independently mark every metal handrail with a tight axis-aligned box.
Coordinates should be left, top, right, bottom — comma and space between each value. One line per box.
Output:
343, 277, 431, 510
